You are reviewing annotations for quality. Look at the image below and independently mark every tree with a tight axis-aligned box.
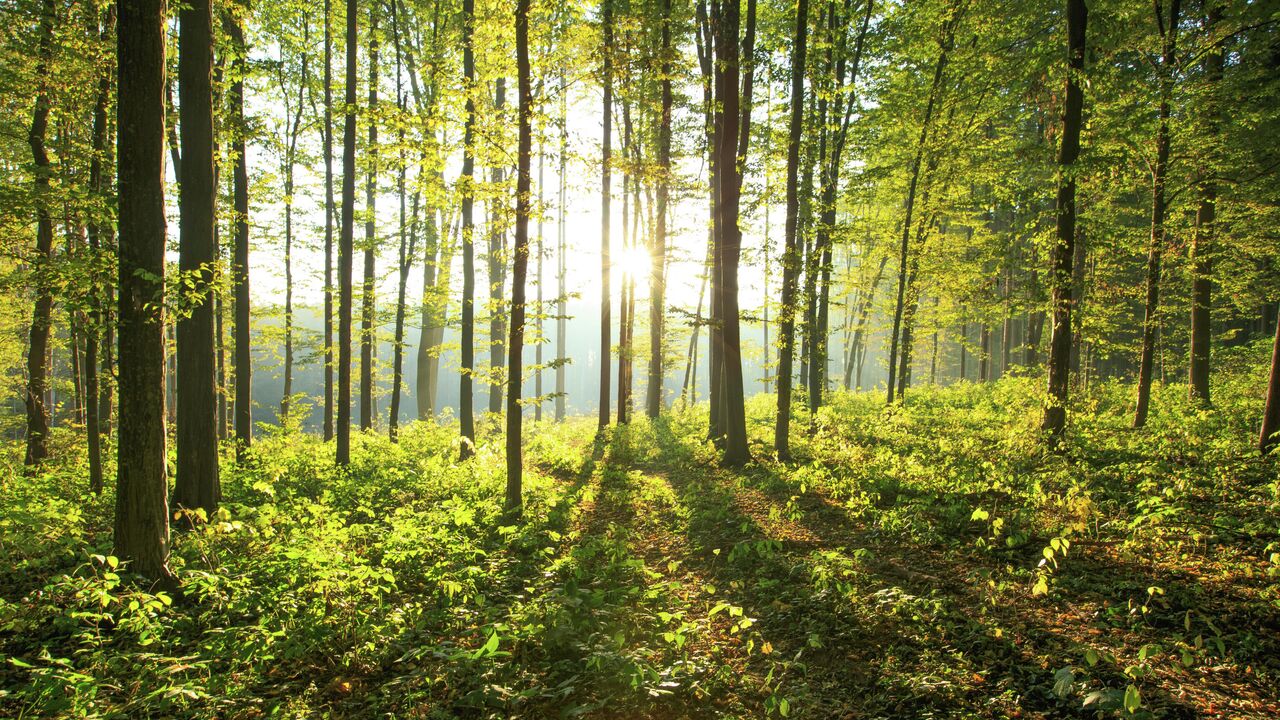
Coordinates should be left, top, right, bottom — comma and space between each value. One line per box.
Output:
23, 0, 55, 467
336, 0, 358, 465
360, 6, 379, 432
1133, 0, 1181, 429
458, 0, 478, 460
599, 0, 613, 433
321, 0, 335, 441
645, 0, 673, 419
1262, 317, 1280, 455
774, 0, 808, 460
225, 9, 252, 461
1041, 0, 1088, 442
115, 0, 173, 582
86, 2, 116, 494
507, 0, 532, 516
1188, 2, 1222, 406
175, 0, 222, 513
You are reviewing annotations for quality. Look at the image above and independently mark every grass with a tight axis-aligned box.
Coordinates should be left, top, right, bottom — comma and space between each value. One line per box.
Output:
2, 353, 1278, 718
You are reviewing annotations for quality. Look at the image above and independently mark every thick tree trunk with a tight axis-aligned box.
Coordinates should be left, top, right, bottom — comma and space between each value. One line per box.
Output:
458, 0, 477, 459
1041, 0, 1087, 441
1261, 318, 1280, 455
336, 0, 358, 464
115, 0, 172, 582
774, 0, 808, 459
1134, 0, 1181, 428
361, 9, 379, 432
507, 0, 532, 516
712, 0, 750, 465
175, 0, 221, 514
24, 0, 55, 468
225, 13, 252, 461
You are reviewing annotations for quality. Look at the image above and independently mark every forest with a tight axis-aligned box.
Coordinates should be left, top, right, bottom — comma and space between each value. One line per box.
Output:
1, 0, 1279, 716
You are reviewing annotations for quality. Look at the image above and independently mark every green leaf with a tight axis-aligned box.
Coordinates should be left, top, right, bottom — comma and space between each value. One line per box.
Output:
1123, 685, 1141, 714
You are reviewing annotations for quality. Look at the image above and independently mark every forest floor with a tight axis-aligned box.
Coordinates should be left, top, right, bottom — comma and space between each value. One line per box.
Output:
3, 360, 1280, 719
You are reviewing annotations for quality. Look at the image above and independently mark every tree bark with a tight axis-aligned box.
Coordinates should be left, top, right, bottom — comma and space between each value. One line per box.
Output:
458, 0, 478, 459
1042, 0, 1087, 441
1134, 0, 1181, 428
115, 0, 173, 582
645, 0, 673, 419
24, 0, 55, 468
774, 0, 809, 460
1189, 2, 1221, 406
175, 0, 222, 514
361, 8, 379, 432
322, 0, 335, 441
336, 0, 358, 464
1261, 317, 1280, 455
507, 0, 532, 516
599, 0, 613, 432
224, 12, 252, 461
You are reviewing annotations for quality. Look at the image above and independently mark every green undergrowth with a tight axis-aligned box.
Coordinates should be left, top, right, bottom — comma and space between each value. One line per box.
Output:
2, 346, 1278, 718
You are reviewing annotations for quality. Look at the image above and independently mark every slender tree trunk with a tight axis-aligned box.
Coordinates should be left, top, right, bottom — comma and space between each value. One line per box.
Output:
1189, 3, 1221, 406
389, 5, 414, 441
279, 26, 308, 423
1042, 0, 1087, 441
336, 0, 358, 464
980, 322, 991, 381
775, 0, 808, 459
24, 0, 55, 468
599, 0, 613, 432
175, 0, 221, 513
645, 0, 673, 419
322, 0, 335, 441
85, 2, 114, 494
846, 256, 887, 390
458, 0, 477, 459
555, 69, 568, 421
535, 138, 544, 422
507, 0, 532, 516
115, 0, 173, 582
1134, 0, 1181, 428
488, 78, 509, 416
224, 13, 252, 462
361, 9, 379, 432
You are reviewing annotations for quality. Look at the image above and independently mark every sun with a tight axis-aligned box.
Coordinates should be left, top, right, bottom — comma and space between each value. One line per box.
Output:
617, 245, 652, 279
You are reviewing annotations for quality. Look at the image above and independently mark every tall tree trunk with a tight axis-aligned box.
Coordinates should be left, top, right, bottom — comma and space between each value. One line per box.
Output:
555, 69, 567, 421
225, 13, 252, 462
535, 138, 544, 422
336, 0, 358, 464
175, 0, 221, 514
887, 35, 949, 404
844, 255, 887, 389
24, 0, 55, 468
458, 0, 477, 459
645, 0, 673, 419
507, 0, 532, 516
86, 2, 114, 494
389, 4, 414, 441
617, 102, 633, 425
1134, 0, 1181, 428
323, 0, 335, 441
599, 0, 613, 432
1041, 0, 1087, 441
361, 8, 379, 432
1189, 2, 1221, 406
712, 0, 751, 465
115, 0, 173, 582
980, 322, 991, 381
1261, 317, 1280, 455
488, 78, 509, 416
774, 0, 809, 460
